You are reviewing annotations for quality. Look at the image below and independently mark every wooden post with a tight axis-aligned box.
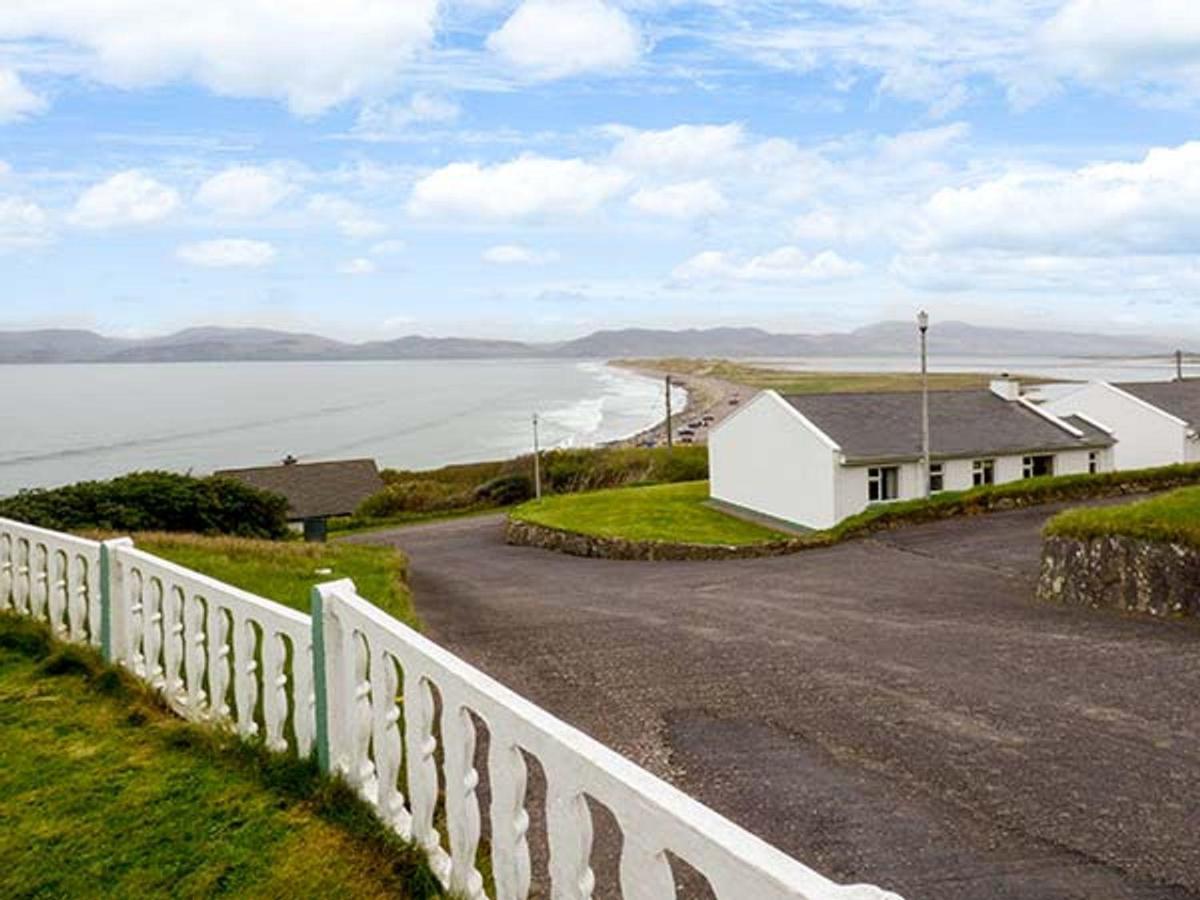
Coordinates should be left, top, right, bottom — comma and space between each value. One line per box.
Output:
665, 376, 673, 451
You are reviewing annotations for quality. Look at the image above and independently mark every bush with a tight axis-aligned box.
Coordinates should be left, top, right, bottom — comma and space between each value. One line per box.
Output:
0, 471, 289, 539
474, 474, 534, 506
355, 480, 475, 518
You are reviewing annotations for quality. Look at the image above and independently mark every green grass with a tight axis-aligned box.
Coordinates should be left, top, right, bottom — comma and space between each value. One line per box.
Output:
620, 358, 1044, 394
0, 614, 442, 899
512, 481, 788, 545
131, 533, 416, 626
1045, 485, 1200, 548
512, 463, 1200, 550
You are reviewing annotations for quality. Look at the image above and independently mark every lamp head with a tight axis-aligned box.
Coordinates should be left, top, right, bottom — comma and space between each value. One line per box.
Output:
917, 309, 929, 332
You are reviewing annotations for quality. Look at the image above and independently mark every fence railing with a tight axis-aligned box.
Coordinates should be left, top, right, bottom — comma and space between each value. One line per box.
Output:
0, 516, 901, 900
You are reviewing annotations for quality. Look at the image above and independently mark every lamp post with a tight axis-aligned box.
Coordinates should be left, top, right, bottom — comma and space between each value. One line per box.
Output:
918, 310, 931, 500
532, 413, 542, 501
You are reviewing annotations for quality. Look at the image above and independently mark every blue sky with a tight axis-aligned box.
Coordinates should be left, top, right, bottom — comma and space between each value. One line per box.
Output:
3, 0, 1200, 341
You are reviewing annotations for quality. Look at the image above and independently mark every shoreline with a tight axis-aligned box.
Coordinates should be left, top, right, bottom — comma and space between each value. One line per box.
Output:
604, 361, 749, 449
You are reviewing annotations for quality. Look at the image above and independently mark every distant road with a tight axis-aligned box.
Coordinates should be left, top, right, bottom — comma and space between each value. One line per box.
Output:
353, 508, 1200, 900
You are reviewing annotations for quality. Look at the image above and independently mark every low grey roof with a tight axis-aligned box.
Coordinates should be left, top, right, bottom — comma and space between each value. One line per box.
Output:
1114, 380, 1200, 427
781, 390, 1113, 464
215, 458, 384, 520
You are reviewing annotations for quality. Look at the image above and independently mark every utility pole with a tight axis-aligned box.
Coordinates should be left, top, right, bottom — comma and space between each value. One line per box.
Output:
1177, 349, 1185, 382
918, 310, 931, 500
532, 413, 542, 500
665, 375, 674, 451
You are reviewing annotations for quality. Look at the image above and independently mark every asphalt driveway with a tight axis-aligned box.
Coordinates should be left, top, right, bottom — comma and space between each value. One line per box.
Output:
352, 506, 1200, 899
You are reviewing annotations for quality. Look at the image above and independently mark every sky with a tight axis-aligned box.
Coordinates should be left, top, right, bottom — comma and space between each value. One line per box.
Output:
3, 0, 1200, 341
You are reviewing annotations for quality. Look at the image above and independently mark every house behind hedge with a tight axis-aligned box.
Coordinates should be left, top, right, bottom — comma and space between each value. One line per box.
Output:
216, 457, 383, 539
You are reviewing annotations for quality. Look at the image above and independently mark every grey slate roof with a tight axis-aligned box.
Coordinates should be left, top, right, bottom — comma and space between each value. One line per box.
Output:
781, 389, 1113, 464
215, 458, 384, 520
1114, 380, 1200, 428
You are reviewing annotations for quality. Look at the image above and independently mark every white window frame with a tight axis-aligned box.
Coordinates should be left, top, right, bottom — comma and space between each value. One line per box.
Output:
972, 458, 995, 487
928, 462, 945, 494
1088, 451, 1099, 474
867, 466, 900, 502
1022, 454, 1055, 479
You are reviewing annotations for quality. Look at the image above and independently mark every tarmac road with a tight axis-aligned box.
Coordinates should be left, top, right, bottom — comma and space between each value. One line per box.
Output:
353, 506, 1200, 899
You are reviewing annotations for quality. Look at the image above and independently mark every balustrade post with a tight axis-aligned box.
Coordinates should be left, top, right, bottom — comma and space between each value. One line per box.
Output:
312, 579, 356, 775
99, 537, 133, 664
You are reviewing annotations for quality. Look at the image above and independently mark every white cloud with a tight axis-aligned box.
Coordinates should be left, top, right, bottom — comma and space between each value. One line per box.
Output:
68, 171, 181, 228
0, 196, 50, 248
672, 246, 863, 284
353, 93, 460, 140
177, 238, 277, 268
609, 123, 747, 172
307, 194, 387, 238
482, 244, 558, 265
487, 0, 642, 79
0, 1, 439, 116
195, 166, 294, 217
339, 257, 376, 275
409, 154, 630, 220
909, 141, 1200, 256
630, 180, 727, 219
876, 123, 971, 163
0, 68, 44, 122
1041, 0, 1200, 96
370, 239, 407, 256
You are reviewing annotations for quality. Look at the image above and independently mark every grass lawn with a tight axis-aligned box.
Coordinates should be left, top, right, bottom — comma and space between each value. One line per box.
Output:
131, 533, 417, 626
512, 480, 788, 545
621, 358, 1039, 394
1045, 485, 1200, 547
0, 614, 441, 899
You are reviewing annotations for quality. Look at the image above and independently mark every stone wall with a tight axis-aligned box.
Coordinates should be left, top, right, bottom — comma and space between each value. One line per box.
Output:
504, 519, 807, 561
1037, 535, 1200, 618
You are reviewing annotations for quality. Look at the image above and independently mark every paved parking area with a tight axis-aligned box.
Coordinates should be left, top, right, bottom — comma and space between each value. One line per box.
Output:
354, 506, 1200, 899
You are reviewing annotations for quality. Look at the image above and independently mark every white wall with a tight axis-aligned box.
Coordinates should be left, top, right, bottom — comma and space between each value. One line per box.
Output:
835, 447, 1106, 521
1046, 383, 1186, 470
709, 392, 841, 529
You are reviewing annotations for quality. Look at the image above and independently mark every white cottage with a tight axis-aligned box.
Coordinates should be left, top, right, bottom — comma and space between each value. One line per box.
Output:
708, 378, 1115, 530
1044, 380, 1200, 470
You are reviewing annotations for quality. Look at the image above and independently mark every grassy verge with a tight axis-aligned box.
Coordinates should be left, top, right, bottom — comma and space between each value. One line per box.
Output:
512, 481, 788, 545
511, 462, 1200, 550
329, 503, 512, 537
129, 533, 416, 626
1044, 485, 1200, 548
0, 614, 442, 899
617, 358, 1040, 394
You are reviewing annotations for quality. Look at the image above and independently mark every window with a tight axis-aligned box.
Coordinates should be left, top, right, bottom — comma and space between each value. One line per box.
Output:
1023, 454, 1054, 479
928, 462, 944, 493
868, 466, 899, 502
1088, 451, 1099, 474
972, 459, 995, 486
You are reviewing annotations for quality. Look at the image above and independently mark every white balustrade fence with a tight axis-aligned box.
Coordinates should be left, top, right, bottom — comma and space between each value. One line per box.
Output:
0, 516, 901, 900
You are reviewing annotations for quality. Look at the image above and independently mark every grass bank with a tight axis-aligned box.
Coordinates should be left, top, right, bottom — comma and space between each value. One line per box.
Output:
511, 462, 1200, 552
1045, 485, 1200, 548
512, 481, 787, 545
126, 532, 417, 625
0, 614, 442, 899
618, 358, 1035, 395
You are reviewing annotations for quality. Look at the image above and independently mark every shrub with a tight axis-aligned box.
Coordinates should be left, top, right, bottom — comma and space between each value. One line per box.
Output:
0, 471, 289, 539
355, 480, 475, 518
474, 474, 534, 506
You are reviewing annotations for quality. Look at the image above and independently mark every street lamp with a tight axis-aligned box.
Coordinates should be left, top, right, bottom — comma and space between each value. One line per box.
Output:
918, 310, 931, 500
532, 413, 542, 501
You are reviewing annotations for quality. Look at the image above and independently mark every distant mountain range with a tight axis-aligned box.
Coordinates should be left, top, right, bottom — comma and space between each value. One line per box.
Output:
0, 322, 1180, 364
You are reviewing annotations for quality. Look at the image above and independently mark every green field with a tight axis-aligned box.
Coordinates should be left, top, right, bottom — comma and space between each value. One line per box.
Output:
132, 533, 416, 626
621, 358, 1035, 394
0, 615, 441, 899
512, 480, 788, 545
1045, 485, 1200, 547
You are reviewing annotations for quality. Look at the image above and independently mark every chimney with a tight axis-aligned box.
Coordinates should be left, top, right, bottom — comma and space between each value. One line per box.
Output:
990, 374, 1020, 401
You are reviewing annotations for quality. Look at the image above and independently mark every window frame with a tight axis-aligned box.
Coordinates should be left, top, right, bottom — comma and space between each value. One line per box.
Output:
1088, 451, 1099, 474
972, 458, 995, 487
1022, 454, 1055, 479
928, 461, 945, 494
867, 465, 900, 502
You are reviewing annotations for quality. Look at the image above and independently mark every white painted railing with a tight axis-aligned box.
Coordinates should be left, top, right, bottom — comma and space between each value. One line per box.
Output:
0, 516, 901, 900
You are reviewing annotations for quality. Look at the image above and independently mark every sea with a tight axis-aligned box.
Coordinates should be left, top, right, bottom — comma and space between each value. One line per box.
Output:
0, 354, 1191, 496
